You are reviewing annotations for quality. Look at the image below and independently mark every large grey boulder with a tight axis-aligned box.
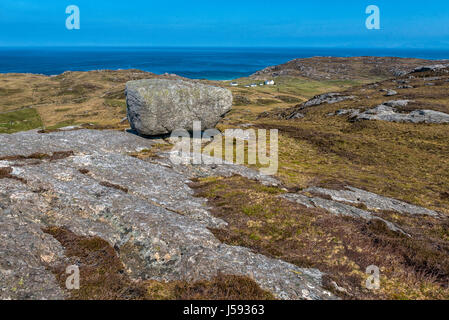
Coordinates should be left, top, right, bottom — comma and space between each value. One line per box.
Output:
126, 79, 233, 136
282, 93, 355, 120
302, 92, 355, 108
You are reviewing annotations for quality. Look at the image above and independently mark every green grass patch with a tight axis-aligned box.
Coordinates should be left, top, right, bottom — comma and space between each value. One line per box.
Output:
55, 108, 72, 113
273, 77, 367, 97
46, 120, 77, 130
274, 95, 302, 103
104, 98, 126, 109
233, 95, 252, 106
0, 108, 43, 134
0, 88, 23, 97
255, 98, 280, 106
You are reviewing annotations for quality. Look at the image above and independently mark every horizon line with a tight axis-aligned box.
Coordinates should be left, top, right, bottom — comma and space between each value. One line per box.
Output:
1, 45, 449, 51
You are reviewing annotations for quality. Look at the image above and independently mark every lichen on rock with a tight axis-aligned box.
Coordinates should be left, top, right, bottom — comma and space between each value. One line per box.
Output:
0, 129, 335, 300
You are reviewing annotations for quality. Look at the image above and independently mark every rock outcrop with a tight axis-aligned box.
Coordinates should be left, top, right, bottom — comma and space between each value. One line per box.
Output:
382, 89, 397, 97
304, 186, 441, 217
260, 93, 356, 120
126, 79, 233, 136
332, 100, 449, 124
301, 93, 356, 108
280, 193, 407, 236
281, 185, 441, 236
412, 64, 449, 73
354, 106, 449, 124
0, 129, 334, 300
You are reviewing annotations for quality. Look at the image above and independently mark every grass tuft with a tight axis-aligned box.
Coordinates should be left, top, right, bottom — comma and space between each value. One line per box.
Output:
0, 108, 43, 134
190, 175, 449, 300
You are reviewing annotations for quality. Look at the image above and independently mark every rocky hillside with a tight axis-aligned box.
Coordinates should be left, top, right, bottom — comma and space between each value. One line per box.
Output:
252, 56, 449, 81
219, 64, 449, 300
260, 64, 449, 122
0, 128, 334, 300
1, 58, 449, 300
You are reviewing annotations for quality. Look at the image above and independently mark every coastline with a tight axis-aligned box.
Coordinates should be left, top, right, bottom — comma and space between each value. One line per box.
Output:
1, 47, 448, 80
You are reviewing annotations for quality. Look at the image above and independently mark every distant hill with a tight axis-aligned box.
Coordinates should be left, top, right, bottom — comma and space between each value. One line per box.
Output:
251, 56, 449, 81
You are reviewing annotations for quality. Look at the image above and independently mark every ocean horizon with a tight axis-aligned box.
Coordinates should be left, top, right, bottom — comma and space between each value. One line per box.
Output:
0, 47, 448, 80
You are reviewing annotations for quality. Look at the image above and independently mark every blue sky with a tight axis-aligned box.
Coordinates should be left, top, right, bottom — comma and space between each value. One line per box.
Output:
0, 0, 448, 48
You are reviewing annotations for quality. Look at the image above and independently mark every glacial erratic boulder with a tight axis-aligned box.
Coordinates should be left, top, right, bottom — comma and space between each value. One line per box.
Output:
126, 79, 233, 136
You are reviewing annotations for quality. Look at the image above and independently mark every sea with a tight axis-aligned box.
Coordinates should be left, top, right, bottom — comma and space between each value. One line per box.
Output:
0, 47, 448, 80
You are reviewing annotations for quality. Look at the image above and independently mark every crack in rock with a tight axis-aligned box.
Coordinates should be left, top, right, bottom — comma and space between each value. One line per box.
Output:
280, 192, 409, 236
305, 186, 441, 217
0, 129, 335, 300
281, 185, 442, 236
